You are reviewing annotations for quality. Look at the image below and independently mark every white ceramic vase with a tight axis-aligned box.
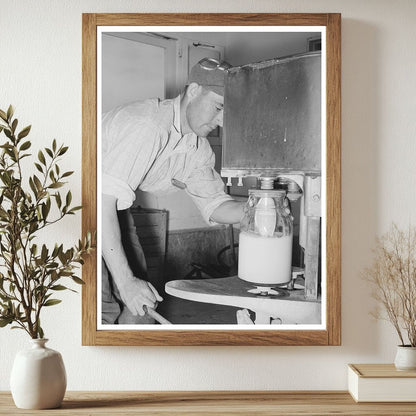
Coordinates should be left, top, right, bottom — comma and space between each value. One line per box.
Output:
10, 338, 67, 409
394, 345, 416, 371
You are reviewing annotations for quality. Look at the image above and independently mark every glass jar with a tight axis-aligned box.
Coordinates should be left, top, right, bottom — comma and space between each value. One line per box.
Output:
238, 189, 293, 285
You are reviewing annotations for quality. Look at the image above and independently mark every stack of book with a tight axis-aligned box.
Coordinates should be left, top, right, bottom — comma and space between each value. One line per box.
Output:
348, 364, 416, 402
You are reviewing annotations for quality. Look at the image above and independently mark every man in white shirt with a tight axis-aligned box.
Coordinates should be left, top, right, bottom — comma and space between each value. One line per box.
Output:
102, 58, 244, 324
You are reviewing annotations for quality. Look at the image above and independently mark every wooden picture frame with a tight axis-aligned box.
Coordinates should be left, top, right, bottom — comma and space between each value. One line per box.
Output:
82, 13, 341, 346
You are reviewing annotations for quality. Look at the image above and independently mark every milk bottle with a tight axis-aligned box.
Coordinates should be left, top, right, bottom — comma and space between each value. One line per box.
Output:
238, 188, 293, 285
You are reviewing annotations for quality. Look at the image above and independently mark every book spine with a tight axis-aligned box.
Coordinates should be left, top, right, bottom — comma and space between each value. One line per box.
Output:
347, 366, 359, 402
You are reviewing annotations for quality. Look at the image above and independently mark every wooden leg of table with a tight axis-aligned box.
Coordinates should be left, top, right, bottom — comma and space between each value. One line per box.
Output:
304, 216, 320, 300
254, 312, 272, 324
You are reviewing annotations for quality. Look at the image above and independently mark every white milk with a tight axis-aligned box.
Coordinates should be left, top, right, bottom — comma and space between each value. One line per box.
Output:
238, 231, 293, 285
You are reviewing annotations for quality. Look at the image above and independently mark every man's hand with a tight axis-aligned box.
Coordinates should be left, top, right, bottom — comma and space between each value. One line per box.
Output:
210, 200, 245, 224
118, 279, 163, 316
102, 194, 163, 317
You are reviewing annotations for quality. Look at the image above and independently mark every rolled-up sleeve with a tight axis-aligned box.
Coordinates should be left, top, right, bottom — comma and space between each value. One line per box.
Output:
184, 141, 233, 225
101, 173, 136, 211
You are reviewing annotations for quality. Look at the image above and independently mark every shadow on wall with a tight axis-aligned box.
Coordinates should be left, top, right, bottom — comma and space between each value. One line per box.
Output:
341, 19, 382, 355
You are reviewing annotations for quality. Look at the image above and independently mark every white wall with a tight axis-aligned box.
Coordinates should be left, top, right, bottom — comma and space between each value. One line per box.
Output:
1, 0, 416, 391
225, 31, 318, 64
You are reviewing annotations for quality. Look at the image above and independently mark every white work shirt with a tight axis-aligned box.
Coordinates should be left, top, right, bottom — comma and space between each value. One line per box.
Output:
102, 95, 232, 224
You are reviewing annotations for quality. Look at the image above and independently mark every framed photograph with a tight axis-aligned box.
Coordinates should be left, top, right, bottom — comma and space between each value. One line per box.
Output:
82, 13, 341, 346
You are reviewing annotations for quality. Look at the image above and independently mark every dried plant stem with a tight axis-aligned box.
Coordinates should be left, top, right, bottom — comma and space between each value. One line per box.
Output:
363, 223, 416, 347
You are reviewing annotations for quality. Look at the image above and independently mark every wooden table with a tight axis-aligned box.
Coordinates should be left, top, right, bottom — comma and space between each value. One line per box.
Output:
165, 276, 321, 324
1, 391, 416, 415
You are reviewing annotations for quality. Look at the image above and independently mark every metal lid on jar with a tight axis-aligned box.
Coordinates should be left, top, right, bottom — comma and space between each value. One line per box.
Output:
259, 175, 275, 190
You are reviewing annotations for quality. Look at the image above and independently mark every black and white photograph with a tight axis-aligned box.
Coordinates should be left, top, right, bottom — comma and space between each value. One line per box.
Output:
97, 27, 326, 330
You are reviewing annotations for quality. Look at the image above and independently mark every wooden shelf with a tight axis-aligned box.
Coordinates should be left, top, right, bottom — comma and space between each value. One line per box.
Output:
1, 391, 416, 415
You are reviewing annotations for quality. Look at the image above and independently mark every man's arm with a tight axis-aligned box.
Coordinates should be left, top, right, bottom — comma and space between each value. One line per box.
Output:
210, 200, 245, 224
102, 193, 162, 316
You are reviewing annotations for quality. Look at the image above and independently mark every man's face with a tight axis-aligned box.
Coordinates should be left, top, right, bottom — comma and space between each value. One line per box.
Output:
186, 87, 224, 137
